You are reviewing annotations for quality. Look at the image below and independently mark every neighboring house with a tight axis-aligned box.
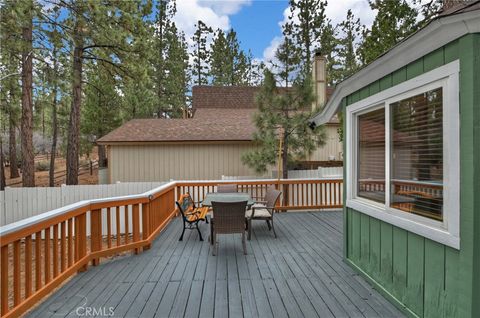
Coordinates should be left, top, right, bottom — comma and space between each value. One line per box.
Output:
98, 56, 342, 183
312, 3, 479, 318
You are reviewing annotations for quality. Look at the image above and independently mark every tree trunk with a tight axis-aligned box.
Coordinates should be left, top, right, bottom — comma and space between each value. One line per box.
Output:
281, 131, 289, 210
66, 30, 84, 185
21, 3, 35, 187
8, 108, 19, 178
1, 138, 5, 191
49, 83, 58, 187
282, 132, 288, 179
98, 145, 106, 168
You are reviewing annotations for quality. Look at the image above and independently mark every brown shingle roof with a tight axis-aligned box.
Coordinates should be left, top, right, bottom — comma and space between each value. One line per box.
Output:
97, 108, 256, 144
192, 85, 334, 109
98, 85, 338, 144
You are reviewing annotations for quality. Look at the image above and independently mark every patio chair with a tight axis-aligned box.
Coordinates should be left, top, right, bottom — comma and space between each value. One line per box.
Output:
176, 193, 209, 241
210, 201, 248, 255
216, 184, 237, 193
246, 187, 281, 240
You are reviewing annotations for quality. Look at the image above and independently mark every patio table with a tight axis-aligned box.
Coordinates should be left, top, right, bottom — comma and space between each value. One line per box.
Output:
202, 192, 254, 207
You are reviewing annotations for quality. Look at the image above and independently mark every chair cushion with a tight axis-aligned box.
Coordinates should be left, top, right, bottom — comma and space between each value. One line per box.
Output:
246, 207, 271, 218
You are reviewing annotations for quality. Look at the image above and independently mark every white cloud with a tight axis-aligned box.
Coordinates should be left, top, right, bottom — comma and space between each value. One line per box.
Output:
262, 0, 376, 64
198, 0, 252, 15
262, 36, 282, 64
173, 0, 251, 40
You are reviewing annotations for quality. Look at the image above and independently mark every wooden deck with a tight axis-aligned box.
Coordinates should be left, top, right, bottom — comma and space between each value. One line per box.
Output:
26, 211, 404, 318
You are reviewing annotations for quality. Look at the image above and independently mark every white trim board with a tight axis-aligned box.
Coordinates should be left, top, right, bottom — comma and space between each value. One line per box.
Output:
345, 60, 460, 250
312, 10, 479, 126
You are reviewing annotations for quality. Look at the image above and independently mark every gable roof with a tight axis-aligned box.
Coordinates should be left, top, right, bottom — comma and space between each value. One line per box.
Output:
311, 3, 480, 126
98, 84, 337, 144
97, 108, 256, 144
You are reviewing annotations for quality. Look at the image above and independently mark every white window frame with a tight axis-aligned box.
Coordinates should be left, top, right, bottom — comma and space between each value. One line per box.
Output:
346, 60, 460, 249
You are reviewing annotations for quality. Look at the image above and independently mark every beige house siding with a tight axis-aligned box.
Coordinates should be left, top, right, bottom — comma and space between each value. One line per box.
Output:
106, 126, 342, 183
307, 125, 343, 161
107, 143, 261, 182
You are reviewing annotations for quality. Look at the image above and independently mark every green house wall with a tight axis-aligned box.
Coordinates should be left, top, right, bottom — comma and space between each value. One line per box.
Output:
342, 33, 480, 318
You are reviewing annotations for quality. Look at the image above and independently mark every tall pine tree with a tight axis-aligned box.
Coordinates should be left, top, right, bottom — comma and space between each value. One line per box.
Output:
191, 20, 212, 86
359, 0, 418, 65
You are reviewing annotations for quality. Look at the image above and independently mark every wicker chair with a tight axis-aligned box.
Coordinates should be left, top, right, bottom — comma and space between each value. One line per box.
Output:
210, 201, 248, 255
216, 184, 237, 193
246, 187, 281, 240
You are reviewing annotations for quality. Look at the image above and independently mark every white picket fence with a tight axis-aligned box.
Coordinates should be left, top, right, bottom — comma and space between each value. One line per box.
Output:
0, 182, 165, 227
223, 166, 343, 181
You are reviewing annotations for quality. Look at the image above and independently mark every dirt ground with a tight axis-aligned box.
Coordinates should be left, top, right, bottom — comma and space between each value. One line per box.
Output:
4, 153, 99, 187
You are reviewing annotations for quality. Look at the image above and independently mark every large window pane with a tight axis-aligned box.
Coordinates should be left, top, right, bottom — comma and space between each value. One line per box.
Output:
357, 108, 385, 203
390, 87, 443, 221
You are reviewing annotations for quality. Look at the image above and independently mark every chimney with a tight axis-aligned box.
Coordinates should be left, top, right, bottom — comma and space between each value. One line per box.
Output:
312, 52, 327, 111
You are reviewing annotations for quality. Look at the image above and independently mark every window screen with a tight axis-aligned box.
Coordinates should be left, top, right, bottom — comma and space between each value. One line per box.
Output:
390, 88, 443, 221
357, 107, 385, 203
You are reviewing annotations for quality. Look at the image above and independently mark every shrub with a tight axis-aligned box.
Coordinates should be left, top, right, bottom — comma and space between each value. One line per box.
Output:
35, 160, 50, 172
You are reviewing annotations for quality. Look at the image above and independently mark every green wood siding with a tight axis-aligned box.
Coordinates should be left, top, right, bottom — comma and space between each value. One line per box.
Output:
343, 34, 480, 318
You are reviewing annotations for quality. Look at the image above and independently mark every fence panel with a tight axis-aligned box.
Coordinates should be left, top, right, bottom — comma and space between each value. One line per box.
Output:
0, 182, 165, 227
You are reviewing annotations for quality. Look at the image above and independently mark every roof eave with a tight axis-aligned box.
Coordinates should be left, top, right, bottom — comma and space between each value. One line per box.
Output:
311, 10, 480, 126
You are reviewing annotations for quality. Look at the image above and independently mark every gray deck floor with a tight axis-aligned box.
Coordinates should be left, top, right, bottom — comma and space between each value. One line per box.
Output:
27, 211, 404, 318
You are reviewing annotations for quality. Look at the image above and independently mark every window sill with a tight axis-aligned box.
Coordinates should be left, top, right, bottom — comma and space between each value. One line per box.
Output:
346, 198, 460, 250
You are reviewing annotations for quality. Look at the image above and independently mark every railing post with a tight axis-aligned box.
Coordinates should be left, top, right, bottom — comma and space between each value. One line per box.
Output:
1, 245, 9, 316
91, 209, 102, 266
142, 200, 151, 251
132, 204, 140, 254
75, 213, 87, 272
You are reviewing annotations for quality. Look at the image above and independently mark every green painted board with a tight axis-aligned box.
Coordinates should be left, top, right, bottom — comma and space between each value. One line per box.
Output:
368, 80, 380, 95
406, 58, 424, 80
392, 228, 407, 302
360, 214, 370, 268
368, 218, 381, 279
423, 240, 445, 318
359, 86, 370, 100
380, 222, 393, 289
405, 233, 425, 318
351, 210, 361, 262
392, 67, 407, 86
444, 40, 459, 63
444, 247, 460, 318
379, 75, 392, 91
424, 47, 444, 72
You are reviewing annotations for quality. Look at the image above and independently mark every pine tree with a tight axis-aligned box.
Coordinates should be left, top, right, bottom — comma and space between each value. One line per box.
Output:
20, 0, 35, 186
288, 0, 327, 73
319, 20, 340, 85
1, 1, 30, 182
191, 20, 212, 86
210, 28, 249, 86
163, 25, 190, 118
359, 0, 418, 65
48, 0, 153, 184
337, 9, 363, 81
210, 29, 229, 85
242, 70, 326, 179
273, 23, 301, 87
153, 0, 176, 118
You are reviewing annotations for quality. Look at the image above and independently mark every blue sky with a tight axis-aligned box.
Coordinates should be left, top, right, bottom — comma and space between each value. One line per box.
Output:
173, 0, 377, 63
229, 1, 288, 58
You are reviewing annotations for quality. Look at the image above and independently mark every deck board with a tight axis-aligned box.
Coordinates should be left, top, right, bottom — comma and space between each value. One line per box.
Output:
26, 211, 405, 317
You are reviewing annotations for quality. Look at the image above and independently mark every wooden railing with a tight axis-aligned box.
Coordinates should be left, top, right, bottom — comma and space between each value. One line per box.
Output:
177, 178, 343, 210
0, 178, 342, 317
0, 183, 176, 318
